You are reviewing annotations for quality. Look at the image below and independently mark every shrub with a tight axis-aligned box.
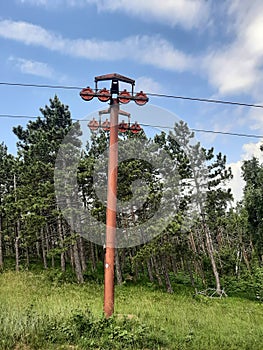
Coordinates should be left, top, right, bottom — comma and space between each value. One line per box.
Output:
0, 306, 164, 350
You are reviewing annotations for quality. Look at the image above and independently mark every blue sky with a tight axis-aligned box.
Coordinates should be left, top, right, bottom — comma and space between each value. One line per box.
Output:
1, 0, 263, 201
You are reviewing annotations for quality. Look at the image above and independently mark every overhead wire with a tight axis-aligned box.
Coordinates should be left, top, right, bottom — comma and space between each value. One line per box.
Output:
1, 80, 263, 109
0, 82, 81, 90
146, 92, 263, 109
139, 123, 263, 139
0, 81, 263, 139
0, 113, 262, 139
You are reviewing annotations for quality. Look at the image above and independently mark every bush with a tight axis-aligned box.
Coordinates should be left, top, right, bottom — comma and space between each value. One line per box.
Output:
44, 268, 76, 285
222, 267, 263, 301
45, 309, 163, 349
0, 306, 164, 350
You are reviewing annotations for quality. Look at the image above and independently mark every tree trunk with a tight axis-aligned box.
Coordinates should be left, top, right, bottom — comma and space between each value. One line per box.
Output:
115, 249, 123, 284
186, 260, 196, 289
188, 233, 199, 276
65, 185, 84, 282
130, 248, 139, 281
189, 232, 197, 253
204, 223, 221, 294
58, 215, 66, 272
242, 244, 250, 272
171, 258, 178, 275
238, 230, 250, 272
147, 258, 154, 282
235, 248, 241, 276
15, 221, 20, 272
15, 236, 19, 272
90, 241, 96, 271
36, 240, 40, 259
61, 252, 66, 272
121, 248, 126, 271
161, 256, 173, 293
45, 224, 50, 257
69, 244, 74, 268
25, 246, 30, 268
41, 227, 48, 269
152, 256, 163, 286
0, 214, 3, 270
73, 240, 84, 283
79, 237, 87, 272
51, 228, 55, 268
14, 174, 20, 272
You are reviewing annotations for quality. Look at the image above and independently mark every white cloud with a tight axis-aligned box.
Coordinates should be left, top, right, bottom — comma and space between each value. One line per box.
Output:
87, 0, 210, 30
9, 56, 54, 78
18, 0, 80, 6
204, 48, 261, 95
228, 140, 263, 203
242, 141, 263, 162
0, 20, 193, 72
135, 76, 164, 94
19, 0, 48, 4
249, 106, 263, 131
129, 35, 193, 72
204, 1, 263, 97
18, 0, 210, 29
0, 20, 56, 47
227, 160, 244, 203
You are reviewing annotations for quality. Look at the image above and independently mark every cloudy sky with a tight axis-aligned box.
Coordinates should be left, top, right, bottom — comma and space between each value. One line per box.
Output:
1, 0, 263, 202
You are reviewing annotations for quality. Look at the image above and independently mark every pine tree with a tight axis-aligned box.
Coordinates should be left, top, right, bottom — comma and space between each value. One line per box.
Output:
12, 96, 84, 281
242, 157, 263, 263
0, 143, 15, 269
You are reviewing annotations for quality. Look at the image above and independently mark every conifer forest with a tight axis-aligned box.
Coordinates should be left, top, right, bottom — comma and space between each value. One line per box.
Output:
0, 96, 263, 349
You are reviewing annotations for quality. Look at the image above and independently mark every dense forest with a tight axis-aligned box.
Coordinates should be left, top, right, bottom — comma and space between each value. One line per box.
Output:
0, 95, 262, 300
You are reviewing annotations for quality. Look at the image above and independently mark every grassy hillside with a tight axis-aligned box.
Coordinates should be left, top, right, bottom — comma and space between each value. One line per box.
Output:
0, 270, 262, 349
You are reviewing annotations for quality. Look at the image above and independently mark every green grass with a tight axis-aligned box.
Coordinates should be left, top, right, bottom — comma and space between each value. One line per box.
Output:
0, 270, 262, 349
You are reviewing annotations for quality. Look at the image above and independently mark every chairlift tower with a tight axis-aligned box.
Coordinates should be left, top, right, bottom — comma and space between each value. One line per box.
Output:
80, 73, 148, 317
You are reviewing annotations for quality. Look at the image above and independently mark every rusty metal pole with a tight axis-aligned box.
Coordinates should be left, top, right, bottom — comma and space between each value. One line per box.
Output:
104, 98, 119, 318
80, 74, 148, 319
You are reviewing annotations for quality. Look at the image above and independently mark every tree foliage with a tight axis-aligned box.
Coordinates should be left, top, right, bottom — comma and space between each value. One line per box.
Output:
0, 95, 261, 298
